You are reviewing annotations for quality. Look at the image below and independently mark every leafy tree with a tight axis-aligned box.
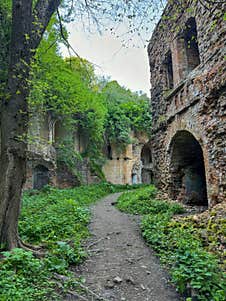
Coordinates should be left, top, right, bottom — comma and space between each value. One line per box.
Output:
102, 81, 151, 147
29, 23, 107, 180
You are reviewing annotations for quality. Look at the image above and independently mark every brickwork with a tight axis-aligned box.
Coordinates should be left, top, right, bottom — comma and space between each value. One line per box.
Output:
148, 1, 226, 206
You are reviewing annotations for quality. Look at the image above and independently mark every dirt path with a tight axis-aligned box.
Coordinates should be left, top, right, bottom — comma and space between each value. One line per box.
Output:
72, 193, 181, 301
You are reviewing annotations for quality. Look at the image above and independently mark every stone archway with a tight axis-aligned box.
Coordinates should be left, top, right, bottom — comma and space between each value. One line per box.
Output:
131, 161, 141, 185
141, 144, 153, 184
169, 130, 208, 206
33, 165, 49, 189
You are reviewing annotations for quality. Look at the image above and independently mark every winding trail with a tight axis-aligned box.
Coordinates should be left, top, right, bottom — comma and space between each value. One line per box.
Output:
73, 193, 181, 301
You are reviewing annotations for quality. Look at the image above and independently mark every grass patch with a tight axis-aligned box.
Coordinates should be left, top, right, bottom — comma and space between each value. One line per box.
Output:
0, 182, 141, 300
117, 185, 184, 215
117, 186, 225, 301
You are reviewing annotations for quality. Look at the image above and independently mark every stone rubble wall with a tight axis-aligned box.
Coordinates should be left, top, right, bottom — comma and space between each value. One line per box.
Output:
24, 113, 95, 189
148, 1, 226, 206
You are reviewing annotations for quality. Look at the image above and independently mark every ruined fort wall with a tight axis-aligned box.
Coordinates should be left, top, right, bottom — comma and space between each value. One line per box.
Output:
24, 112, 56, 190
102, 133, 149, 185
24, 115, 102, 190
148, 1, 226, 206
102, 143, 142, 185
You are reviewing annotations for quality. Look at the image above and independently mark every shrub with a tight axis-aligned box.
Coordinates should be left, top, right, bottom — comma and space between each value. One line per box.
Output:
141, 215, 225, 301
1, 183, 117, 300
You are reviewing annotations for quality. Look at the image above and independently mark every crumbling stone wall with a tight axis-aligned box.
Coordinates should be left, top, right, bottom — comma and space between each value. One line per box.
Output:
24, 112, 56, 190
148, 1, 226, 206
102, 132, 151, 185
24, 114, 101, 190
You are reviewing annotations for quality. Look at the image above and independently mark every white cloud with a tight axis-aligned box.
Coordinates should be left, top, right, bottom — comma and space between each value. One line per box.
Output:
61, 24, 151, 95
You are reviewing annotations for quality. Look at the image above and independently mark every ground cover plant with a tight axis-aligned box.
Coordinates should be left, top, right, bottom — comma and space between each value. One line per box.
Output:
117, 187, 225, 301
117, 185, 184, 215
0, 182, 143, 300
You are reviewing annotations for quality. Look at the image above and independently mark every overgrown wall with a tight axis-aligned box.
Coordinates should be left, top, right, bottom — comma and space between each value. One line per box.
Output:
148, 1, 226, 206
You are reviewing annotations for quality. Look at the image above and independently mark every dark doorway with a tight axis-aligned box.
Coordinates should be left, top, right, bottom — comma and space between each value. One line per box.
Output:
33, 165, 49, 190
141, 144, 153, 184
107, 144, 113, 160
169, 131, 208, 206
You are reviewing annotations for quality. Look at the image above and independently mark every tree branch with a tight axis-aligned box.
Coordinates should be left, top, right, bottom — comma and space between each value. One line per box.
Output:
30, 0, 62, 50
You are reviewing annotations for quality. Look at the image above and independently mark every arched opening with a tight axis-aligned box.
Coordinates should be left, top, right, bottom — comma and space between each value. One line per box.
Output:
33, 165, 49, 190
141, 144, 153, 184
164, 50, 174, 89
184, 17, 200, 73
169, 130, 208, 206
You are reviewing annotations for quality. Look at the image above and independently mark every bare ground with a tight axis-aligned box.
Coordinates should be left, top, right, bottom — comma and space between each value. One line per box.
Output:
70, 193, 182, 301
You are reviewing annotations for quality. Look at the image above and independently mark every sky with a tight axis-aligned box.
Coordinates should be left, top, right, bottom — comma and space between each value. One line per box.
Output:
61, 23, 152, 96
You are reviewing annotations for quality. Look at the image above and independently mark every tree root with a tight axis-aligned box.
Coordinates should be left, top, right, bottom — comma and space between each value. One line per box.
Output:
54, 273, 110, 301
17, 238, 46, 257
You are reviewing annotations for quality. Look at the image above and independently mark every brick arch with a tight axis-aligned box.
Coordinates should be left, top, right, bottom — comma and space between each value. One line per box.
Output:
165, 123, 204, 153
167, 130, 208, 206
164, 119, 212, 202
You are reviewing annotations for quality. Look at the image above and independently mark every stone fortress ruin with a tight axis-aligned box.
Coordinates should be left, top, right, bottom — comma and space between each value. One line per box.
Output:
18, 1, 226, 209
23, 112, 153, 190
103, 133, 153, 185
147, 1, 226, 207
24, 112, 101, 190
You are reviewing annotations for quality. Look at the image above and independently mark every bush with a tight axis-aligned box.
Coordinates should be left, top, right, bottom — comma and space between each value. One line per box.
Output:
141, 215, 225, 301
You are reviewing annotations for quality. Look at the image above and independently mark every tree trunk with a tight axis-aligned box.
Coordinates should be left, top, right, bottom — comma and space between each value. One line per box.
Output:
0, 0, 33, 250
0, 0, 61, 250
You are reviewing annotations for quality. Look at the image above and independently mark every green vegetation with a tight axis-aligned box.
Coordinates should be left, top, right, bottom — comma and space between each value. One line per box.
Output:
117, 187, 225, 301
102, 80, 151, 147
0, 248, 58, 301
0, 183, 144, 300
117, 186, 183, 215
0, 4, 151, 181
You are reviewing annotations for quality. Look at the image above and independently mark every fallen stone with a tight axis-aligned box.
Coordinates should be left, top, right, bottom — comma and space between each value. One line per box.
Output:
113, 276, 123, 284
141, 284, 146, 290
